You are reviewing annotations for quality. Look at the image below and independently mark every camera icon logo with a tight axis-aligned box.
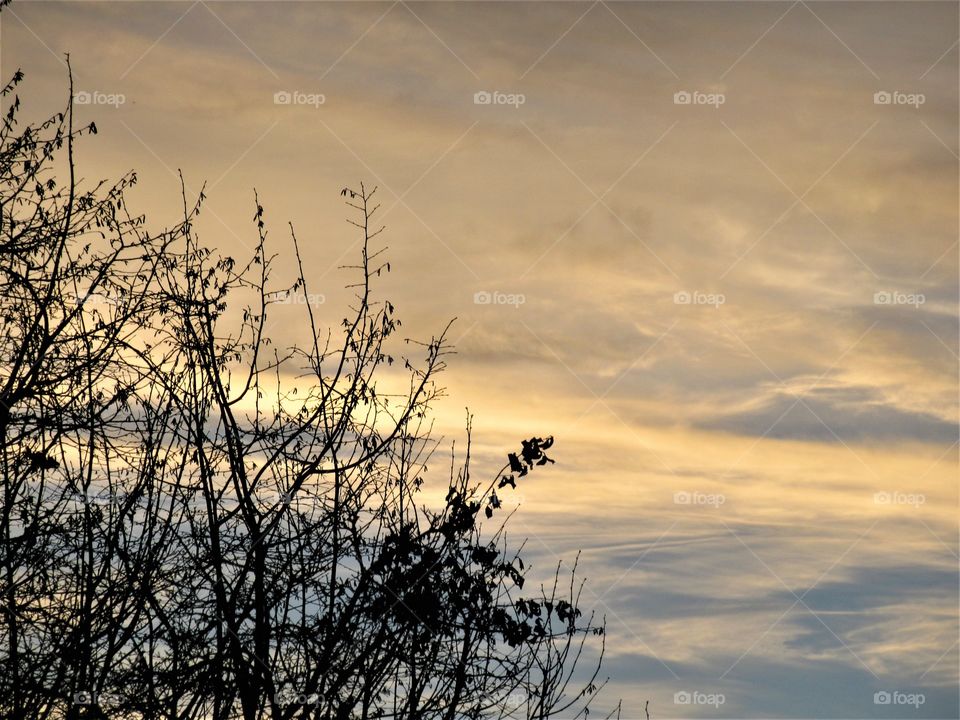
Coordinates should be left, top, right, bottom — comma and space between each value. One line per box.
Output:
673, 91, 692, 105
474, 91, 492, 105
73, 691, 96, 705
674, 691, 692, 704
504, 691, 526, 711
673, 291, 691, 305
873, 91, 892, 105
473, 291, 492, 304
73, 91, 92, 105
874, 691, 892, 705
274, 91, 292, 105
673, 491, 691, 504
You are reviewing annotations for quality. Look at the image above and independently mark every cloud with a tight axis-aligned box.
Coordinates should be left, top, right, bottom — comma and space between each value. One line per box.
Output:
698, 383, 957, 443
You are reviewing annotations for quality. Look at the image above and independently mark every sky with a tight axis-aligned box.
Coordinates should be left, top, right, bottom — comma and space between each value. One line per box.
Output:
2, 1, 958, 717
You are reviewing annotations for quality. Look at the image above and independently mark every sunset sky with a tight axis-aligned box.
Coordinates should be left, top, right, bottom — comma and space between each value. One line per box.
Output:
3, 1, 957, 716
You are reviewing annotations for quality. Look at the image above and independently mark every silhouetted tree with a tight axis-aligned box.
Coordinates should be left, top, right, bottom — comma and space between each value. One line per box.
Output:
0, 49, 617, 720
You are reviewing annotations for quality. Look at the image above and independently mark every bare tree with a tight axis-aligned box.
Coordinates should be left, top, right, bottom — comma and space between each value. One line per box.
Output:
0, 56, 190, 720
1, 49, 619, 720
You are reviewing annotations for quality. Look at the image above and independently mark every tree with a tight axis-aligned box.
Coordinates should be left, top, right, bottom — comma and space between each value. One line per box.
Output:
0, 48, 618, 720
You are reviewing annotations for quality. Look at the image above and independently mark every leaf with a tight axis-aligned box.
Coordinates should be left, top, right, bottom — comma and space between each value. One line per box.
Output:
24, 451, 59, 473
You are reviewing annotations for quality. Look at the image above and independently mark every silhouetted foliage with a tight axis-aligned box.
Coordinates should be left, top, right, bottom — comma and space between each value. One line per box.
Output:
0, 48, 617, 720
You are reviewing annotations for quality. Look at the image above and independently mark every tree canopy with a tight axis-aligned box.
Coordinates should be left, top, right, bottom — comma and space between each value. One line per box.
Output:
0, 52, 616, 720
